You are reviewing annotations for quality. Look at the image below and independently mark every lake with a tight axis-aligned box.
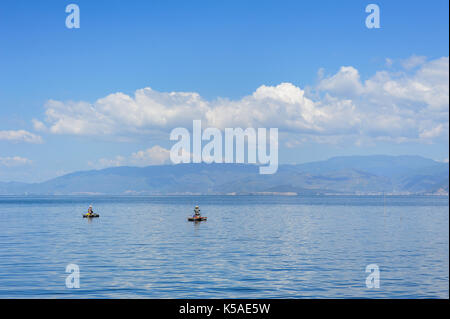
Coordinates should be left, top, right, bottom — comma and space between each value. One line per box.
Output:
0, 195, 448, 298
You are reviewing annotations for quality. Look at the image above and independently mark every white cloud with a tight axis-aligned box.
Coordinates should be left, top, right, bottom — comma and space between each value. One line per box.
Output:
419, 123, 446, 139
316, 56, 449, 142
130, 145, 171, 166
401, 55, 426, 70
0, 130, 43, 144
89, 145, 171, 169
364, 57, 449, 111
90, 156, 127, 169
0, 156, 33, 167
34, 56, 449, 147
32, 119, 47, 132
316, 66, 364, 96
38, 89, 209, 136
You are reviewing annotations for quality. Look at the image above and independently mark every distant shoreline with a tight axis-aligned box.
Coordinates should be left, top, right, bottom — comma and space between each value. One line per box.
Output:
0, 193, 448, 197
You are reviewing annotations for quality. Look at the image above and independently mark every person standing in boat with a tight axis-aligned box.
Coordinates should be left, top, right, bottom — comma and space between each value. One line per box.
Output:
87, 205, 94, 215
193, 205, 201, 217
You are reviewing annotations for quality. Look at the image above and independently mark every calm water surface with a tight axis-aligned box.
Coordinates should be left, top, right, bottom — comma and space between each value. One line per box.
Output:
0, 195, 448, 298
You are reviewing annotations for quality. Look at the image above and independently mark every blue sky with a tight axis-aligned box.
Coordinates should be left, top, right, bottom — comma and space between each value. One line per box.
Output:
0, 0, 449, 182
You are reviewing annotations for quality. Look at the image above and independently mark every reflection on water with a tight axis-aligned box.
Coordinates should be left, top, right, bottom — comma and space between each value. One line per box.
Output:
0, 195, 448, 298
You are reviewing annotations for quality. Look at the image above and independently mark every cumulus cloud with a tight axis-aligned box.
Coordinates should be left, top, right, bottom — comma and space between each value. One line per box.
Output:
32, 119, 47, 132
90, 156, 127, 169
419, 123, 446, 139
316, 56, 449, 142
89, 145, 171, 169
35, 89, 209, 136
129, 145, 171, 166
0, 156, 33, 167
34, 56, 449, 146
401, 55, 427, 70
316, 66, 365, 96
0, 130, 43, 144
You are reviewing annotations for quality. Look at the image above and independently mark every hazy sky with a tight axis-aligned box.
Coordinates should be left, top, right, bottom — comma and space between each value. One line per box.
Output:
0, 0, 449, 182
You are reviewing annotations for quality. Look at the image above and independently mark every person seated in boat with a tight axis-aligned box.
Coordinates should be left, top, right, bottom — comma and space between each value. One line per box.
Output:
193, 205, 201, 217
87, 205, 94, 215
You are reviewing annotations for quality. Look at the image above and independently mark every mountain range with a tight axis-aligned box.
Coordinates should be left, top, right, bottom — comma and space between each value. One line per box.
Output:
0, 155, 448, 195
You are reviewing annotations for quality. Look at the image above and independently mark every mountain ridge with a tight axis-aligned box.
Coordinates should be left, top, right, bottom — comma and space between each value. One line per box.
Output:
0, 155, 448, 195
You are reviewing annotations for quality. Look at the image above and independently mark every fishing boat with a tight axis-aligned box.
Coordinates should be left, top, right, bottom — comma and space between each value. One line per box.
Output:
83, 213, 100, 218
187, 216, 207, 222
188, 205, 207, 221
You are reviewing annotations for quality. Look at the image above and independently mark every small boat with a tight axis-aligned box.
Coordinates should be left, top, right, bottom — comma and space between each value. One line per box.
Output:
188, 216, 207, 222
189, 205, 206, 221
83, 213, 100, 218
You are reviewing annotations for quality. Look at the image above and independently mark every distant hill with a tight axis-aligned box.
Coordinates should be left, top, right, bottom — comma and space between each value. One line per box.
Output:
0, 155, 448, 195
